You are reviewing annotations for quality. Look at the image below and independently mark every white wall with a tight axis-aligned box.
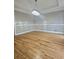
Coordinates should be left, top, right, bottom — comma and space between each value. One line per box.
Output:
44, 10, 64, 34
15, 10, 64, 35
33, 15, 46, 30
14, 11, 34, 35
45, 10, 64, 24
33, 10, 64, 34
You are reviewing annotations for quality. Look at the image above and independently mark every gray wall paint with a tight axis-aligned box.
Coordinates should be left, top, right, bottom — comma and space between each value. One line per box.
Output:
45, 10, 64, 24
43, 10, 64, 33
33, 11, 64, 34
14, 11, 34, 34
15, 10, 64, 35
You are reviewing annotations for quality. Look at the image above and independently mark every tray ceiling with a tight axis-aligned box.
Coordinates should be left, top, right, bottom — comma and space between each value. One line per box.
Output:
14, 0, 64, 14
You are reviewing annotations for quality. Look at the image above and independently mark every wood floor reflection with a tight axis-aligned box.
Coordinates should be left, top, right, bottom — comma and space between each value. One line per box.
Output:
14, 31, 64, 59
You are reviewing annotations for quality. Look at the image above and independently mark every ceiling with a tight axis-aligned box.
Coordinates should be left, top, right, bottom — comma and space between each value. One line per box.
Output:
14, 0, 64, 14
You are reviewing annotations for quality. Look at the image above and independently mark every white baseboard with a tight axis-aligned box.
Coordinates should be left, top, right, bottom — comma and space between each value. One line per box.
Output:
15, 30, 33, 35
34, 30, 64, 34
15, 30, 64, 35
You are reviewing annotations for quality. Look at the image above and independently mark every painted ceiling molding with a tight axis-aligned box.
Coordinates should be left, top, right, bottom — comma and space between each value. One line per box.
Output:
14, 0, 64, 14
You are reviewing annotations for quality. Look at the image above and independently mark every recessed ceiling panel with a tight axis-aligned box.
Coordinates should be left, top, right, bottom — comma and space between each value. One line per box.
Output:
14, 0, 63, 14
14, 0, 34, 11
37, 0, 58, 10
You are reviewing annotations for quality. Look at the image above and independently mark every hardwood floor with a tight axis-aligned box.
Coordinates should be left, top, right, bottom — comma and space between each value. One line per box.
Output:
14, 31, 64, 59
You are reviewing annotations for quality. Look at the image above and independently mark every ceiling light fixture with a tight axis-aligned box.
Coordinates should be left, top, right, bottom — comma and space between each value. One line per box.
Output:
32, 0, 40, 16
32, 10, 40, 16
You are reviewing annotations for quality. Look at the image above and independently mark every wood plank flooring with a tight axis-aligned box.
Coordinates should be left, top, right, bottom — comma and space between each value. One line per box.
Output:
14, 31, 64, 59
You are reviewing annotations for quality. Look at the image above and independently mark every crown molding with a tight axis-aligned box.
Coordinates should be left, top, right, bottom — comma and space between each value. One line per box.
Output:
42, 6, 64, 14
15, 6, 64, 15
14, 7, 31, 15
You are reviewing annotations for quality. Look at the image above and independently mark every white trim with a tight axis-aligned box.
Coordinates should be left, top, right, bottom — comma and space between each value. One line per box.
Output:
14, 8, 31, 15
35, 30, 64, 34
14, 6, 64, 14
45, 31, 64, 34
15, 30, 33, 35
15, 30, 64, 35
